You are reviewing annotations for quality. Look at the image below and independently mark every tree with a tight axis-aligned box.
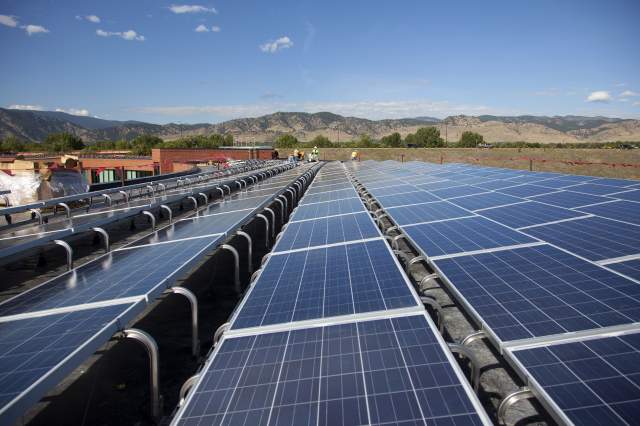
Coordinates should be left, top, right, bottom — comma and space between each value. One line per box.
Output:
380, 132, 402, 147
310, 135, 333, 148
274, 134, 299, 148
356, 134, 376, 148
411, 127, 444, 148
223, 134, 234, 146
130, 134, 163, 155
43, 133, 85, 152
458, 131, 484, 147
0, 136, 26, 152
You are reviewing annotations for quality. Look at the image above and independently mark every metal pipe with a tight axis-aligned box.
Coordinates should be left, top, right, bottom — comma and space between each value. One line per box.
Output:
103, 193, 112, 207
213, 322, 229, 346
236, 231, 253, 274
264, 207, 276, 238
30, 208, 43, 225
160, 205, 173, 223
146, 185, 155, 198
278, 195, 288, 218
178, 374, 200, 407
142, 211, 156, 231
497, 387, 534, 425
256, 214, 270, 247
119, 190, 129, 204
420, 296, 445, 333
222, 184, 231, 194
57, 202, 71, 219
121, 329, 161, 420
54, 239, 73, 270
92, 227, 110, 252
187, 196, 198, 212
167, 287, 200, 357
461, 330, 487, 346
274, 198, 285, 224
221, 244, 241, 294
197, 192, 208, 204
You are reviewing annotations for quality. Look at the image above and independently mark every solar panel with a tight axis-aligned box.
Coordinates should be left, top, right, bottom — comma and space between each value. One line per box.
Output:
509, 331, 640, 425
0, 301, 143, 425
529, 190, 612, 208
0, 236, 223, 316
386, 201, 472, 226
567, 183, 625, 196
368, 184, 420, 197
415, 181, 462, 191
433, 244, 640, 344
607, 259, 640, 281
478, 201, 587, 229
306, 182, 355, 195
449, 192, 523, 211
172, 314, 489, 426
522, 216, 640, 262
290, 198, 366, 222
403, 216, 537, 258
610, 190, 640, 202
273, 212, 380, 253
578, 200, 640, 225
375, 191, 440, 208
429, 185, 488, 199
299, 188, 359, 205
589, 178, 637, 187
497, 184, 560, 198
230, 239, 420, 331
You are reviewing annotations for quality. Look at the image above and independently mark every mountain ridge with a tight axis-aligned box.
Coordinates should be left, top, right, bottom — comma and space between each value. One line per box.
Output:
1, 108, 639, 144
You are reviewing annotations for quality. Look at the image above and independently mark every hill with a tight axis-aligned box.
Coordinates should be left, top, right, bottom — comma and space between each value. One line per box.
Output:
1, 108, 639, 144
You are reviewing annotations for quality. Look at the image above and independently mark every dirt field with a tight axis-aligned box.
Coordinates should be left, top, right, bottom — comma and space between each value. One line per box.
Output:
318, 148, 640, 179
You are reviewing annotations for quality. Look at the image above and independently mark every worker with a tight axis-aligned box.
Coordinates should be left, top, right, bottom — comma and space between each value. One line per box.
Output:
351, 150, 358, 161
293, 148, 299, 163
312, 146, 319, 162
298, 150, 304, 161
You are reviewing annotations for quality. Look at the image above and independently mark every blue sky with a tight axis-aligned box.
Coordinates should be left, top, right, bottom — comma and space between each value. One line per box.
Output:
1, 0, 639, 123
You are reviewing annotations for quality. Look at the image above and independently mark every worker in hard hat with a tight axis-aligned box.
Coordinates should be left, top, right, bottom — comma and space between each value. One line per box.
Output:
351, 150, 358, 161
293, 148, 299, 163
312, 146, 319, 162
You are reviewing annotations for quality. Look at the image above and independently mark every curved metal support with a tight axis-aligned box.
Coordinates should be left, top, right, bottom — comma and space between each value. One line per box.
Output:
392, 234, 407, 250
250, 268, 262, 283
178, 374, 201, 407
278, 195, 289, 218
448, 343, 481, 392
213, 322, 230, 346
142, 210, 156, 231
103, 193, 112, 207
167, 287, 200, 357
234, 180, 242, 190
187, 196, 198, 212
261, 253, 271, 266
54, 239, 73, 270
420, 296, 445, 334
461, 330, 487, 347
221, 244, 241, 294
373, 208, 385, 217
274, 198, 285, 224
215, 187, 225, 199
157, 183, 166, 194
222, 184, 231, 194
376, 213, 390, 227
264, 207, 276, 238
419, 273, 439, 291
160, 204, 173, 223
197, 192, 208, 205
146, 185, 155, 198
121, 328, 161, 420
92, 227, 110, 253
497, 387, 534, 425
285, 188, 295, 206
236, 231, 253, 274
385, 225, 400, 236
30, 208, 43, 225
119, 190, 130, 204
57, 202, 71, 219
408, 255, 428, 270
256, 214, 270, 247
393, 249, 412, 267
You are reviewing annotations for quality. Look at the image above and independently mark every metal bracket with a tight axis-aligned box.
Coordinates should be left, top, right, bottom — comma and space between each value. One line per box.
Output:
167, 287, 200, 357
142, 211, 156, 231
497, 387, 535, 425
221, 244, 241, 294
250, 268, 262, 284
146, 185, 155, 198
391, 234, 407, 250
213, 322, 230, 346
222, 184, 231, 194
215, 187, 225, 200
160, 204, 172, 223
187, 196, 198, 212
461, 330, 487, 346
264, 207, 276, 238
54, 239, 73, 270
178, 374, 200, 407
118, 190, 129, 204
408, 255, 428, 270
261, 253, 271, 266
274, 198, 285, 223
120, 329, 161, 421
57, 202, 71, 219
197, 192, 208, 205
256, 214, 270, 247
278, 195, 289, 218
420, 296, 445, 333
393, 249, 412, 267
103, 193, 112, 207
236, 231, 253, 274
448, 343, 481, 392
30, 208, 43, 225
92, 227, 110, 252
419, 273, 439, 291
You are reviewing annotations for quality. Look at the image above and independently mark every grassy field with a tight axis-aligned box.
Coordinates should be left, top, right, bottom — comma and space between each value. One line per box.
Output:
316, 148, 640, 179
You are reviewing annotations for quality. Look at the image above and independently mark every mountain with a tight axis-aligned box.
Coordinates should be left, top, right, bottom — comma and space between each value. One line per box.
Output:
1, 108, 639, 144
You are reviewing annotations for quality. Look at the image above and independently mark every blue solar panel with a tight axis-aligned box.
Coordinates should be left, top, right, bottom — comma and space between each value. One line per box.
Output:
478, 201, 587, 229
497, 184, 559, 198
300, 188, 359, 205
433, 244, 640, 343
368, 184, 420, 197
523, 216, 640, 261
529, 190, 612, 208
273, 212, 379, 252
449, 192, 523, 211
511, 332, 640, 425
429, 185, 488, 200
567, 183, 625, 196
386, 201, 472, 226
0, 236, 222, 316
607, 259, 640, 281
404, 216, 536, 258
173, 315, 487, 426
589, 178, 638, 187
578, 201, 640, 225
230, 239, 419, 330
375, 190, 439, 208
290, 197, 365, 222
473, 179, 530, 191
306, 182, 354, 195
415, 180, 462, 191
0, 302, 142, 424
611, 190, 640, 202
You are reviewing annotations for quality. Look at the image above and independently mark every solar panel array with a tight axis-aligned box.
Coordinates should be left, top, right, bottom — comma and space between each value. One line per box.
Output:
347, 159, 640, 424
0, 162, 310, 425
172, 162, 490, 425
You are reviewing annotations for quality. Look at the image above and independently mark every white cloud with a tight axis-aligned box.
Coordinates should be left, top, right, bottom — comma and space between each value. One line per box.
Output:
260, 36, 293, 53
8, 104, 43, 111
133, 99, 492, 121
634, 102, 640, 107
620, 90, 639, 98
211, 25, 220, 32
84, 15, 101, 23
97, 29, 145, 41
55, 108, 90, 116
586, 91, 612, 103
0, 14, 18, 27
195, 24, 220, 33
169, 4, 217, 14
22, 24, 49, 35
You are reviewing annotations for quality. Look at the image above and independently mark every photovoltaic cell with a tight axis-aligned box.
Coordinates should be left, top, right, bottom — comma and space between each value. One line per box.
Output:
306, 182, 354, 195
433, 244, 640, 343
368, 184, 420, 197
386, 201, 471, 226
566, 183, 625, 196
610, 190, 640, 203
511, 332, 640, 425
375, 191, 439, 208
497, 184, 560, 198
173, 315, 487, 426
523, 216, 640, 261
273, 212, 379, 252
230, 239, 419, 330
300, 188, 359, 205
429, 185, 488, 199
404, 216, 536, 258
607, 259, 640, 282
578, 201, 640, 226
478, 201, 587, 229
529, 191, 612, 209
290, 198, 365, 222
449, 192, 523, 211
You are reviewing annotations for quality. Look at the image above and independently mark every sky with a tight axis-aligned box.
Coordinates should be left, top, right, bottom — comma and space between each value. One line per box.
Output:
1, 0, 639, 124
